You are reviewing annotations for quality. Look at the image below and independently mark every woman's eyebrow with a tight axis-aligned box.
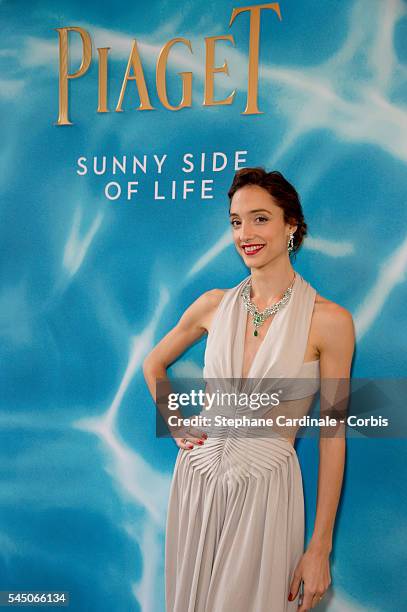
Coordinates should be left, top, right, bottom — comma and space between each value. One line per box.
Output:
229, 208, 271, 217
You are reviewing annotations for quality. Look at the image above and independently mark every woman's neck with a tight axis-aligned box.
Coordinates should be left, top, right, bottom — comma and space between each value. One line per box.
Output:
249, 262, 296, 308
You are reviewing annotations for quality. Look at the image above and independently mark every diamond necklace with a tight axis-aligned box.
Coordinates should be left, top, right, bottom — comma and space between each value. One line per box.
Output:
241, 274, 296, 336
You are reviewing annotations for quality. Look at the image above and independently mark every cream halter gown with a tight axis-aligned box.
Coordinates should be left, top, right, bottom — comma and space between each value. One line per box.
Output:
165, 272, 320, 612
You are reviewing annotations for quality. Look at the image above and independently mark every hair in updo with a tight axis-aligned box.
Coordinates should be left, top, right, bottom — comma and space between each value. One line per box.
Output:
227, 167, 308, 257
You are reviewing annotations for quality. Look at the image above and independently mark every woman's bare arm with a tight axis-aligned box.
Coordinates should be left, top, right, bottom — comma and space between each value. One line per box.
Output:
290, 302, 355, 611
143, 289, 224, 446
309, 303, 355, 552
143, 289, 224, 379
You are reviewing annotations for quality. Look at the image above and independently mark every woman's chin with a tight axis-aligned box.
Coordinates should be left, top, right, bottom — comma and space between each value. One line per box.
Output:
243, 257, 264, 268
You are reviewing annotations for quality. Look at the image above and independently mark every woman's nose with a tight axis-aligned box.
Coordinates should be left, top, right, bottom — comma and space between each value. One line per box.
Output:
239, 222, 254, 241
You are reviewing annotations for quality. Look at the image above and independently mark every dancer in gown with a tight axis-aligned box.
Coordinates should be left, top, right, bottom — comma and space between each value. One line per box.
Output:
143, 167, 355, 611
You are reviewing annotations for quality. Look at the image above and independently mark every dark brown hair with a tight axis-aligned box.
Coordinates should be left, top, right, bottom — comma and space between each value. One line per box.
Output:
228, 167, 308, 256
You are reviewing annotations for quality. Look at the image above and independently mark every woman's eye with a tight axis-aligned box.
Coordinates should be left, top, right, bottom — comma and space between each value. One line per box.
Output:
230, 219, 240, 227
255, 216, 268, 223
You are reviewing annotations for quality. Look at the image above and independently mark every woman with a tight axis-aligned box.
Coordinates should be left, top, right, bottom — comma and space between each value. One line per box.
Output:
143, 167, 355, 611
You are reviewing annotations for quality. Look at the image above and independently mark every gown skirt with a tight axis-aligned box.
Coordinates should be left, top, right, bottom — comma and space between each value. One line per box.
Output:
165, 435, 305, 612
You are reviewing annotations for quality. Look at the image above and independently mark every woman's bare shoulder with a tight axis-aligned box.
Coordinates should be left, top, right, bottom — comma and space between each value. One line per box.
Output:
198, 289, 227, 333
311, 292, 356, 373
203, 288, 227, 305
314, 292, 355, 342
315, 292, 353, 319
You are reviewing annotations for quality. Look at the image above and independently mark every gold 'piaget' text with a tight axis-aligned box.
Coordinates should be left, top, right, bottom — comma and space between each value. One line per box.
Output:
55, 3, 281, 126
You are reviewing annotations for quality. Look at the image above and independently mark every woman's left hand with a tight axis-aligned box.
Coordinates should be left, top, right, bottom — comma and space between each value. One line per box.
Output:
288, 544, 332, 610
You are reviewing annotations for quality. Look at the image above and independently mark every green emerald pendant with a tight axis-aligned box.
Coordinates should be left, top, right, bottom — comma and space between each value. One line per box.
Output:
254, 329, 258, 337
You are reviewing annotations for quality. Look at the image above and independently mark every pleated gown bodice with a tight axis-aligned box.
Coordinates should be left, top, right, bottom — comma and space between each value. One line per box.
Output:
204, 270, 320, 387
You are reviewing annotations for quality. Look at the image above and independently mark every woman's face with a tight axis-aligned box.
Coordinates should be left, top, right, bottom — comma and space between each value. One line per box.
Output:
229, 184, 296, 268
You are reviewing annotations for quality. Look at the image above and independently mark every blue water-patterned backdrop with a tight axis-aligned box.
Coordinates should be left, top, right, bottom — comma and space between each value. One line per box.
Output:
1, 0, 406, 610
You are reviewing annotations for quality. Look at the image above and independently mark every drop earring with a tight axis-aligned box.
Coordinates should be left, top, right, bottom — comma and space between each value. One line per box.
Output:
287, 232, 294, 253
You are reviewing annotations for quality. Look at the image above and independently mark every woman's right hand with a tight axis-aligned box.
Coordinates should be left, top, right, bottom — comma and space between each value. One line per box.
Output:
171, 425, 208, 450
